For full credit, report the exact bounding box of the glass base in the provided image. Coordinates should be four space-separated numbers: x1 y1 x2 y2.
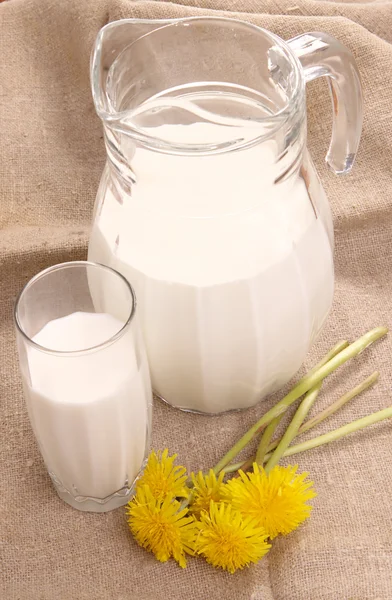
49 472 136 513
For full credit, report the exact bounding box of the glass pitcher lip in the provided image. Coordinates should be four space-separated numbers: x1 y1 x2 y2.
91 16 305 153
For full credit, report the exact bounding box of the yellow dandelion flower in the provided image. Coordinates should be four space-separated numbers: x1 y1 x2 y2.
223 463 316 539
136 449 189 501
195 501 271 574
190 470 226 517
127 485 197 568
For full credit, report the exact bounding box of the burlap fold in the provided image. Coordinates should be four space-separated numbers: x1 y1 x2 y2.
1 0 392 598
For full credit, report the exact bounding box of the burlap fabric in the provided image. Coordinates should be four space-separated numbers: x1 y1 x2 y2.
1 0 392 598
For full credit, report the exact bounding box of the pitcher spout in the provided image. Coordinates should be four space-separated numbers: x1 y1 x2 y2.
91 18 178 122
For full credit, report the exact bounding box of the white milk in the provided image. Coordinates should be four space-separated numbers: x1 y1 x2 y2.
89 122 334 413
23 312 151 510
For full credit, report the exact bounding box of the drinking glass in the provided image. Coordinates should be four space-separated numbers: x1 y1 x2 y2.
14 261 152 512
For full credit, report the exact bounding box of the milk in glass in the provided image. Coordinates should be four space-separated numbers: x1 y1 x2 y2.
23 311 151 508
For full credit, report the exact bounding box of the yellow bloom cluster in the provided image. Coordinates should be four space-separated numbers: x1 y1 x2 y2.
127 449 315 573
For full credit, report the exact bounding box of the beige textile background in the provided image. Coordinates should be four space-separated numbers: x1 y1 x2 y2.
1 0 392 598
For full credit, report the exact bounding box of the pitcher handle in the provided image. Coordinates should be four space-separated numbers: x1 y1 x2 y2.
287 33 363 174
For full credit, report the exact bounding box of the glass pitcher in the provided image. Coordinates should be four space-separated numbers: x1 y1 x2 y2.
89 17 362 414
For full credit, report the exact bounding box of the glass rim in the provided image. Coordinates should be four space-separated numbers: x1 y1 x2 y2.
91 16 304 153
14 260 137 356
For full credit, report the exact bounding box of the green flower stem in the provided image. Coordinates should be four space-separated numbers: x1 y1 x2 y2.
179 493 193 511
255 417 281 466
264 383 321 473
212 327 387 475
254 341 348 466
306 340 350 375
263 405 392 461
221 371 379 475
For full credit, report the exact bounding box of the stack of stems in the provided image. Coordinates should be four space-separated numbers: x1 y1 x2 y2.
211 327 388 477
223 371 379 475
